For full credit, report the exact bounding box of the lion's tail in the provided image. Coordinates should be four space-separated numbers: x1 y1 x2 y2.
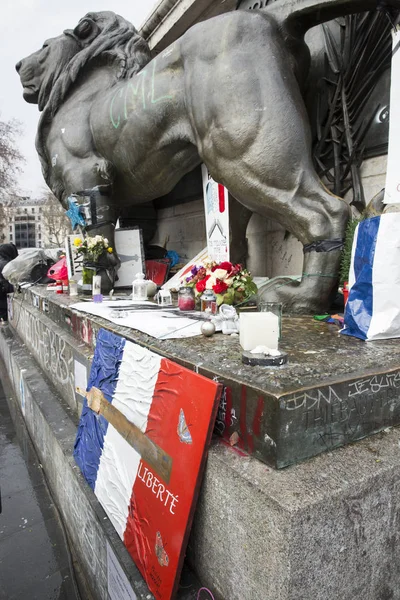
265 0 399 39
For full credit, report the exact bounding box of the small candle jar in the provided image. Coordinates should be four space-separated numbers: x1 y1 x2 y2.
92 275 103 303
201 290 217 315
178 287 195 311
69 279 78 296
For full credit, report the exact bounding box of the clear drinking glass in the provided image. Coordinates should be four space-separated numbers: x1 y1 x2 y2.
258 302 282 340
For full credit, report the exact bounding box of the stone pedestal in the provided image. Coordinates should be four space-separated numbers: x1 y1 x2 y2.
11 287 400 468
2 286 400 600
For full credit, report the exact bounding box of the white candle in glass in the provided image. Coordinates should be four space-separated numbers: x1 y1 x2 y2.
239 312 279 351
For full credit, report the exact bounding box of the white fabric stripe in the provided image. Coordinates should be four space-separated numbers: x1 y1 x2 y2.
94 424 142 539
348 222 359 292
94 342 162 538
368 214 400 340
112 341 162 430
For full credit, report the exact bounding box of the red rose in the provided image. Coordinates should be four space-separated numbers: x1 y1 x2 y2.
196 276 209 293
230 263 242 276
213 279 229 295
219 261 233 272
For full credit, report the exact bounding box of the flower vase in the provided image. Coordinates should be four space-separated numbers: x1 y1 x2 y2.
82 266 95 296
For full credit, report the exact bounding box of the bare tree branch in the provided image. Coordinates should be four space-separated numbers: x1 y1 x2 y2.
0 115 25 193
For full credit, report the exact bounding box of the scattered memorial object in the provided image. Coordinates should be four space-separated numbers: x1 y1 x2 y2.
200 290 218 315
239 312 280 352
258 302 282 339
74 235 115 295
178 287 196 311
146 279 158 299
145 258 171 287
219 304 240 335
182 261 257 307
201 165 230 263
92 275 102 303
69 279 78 296
113 227 144 289
2 248 59 287
156 289 173 307
242 348 288 367
74 329 222 600
131 272 147 301
200 321 216 337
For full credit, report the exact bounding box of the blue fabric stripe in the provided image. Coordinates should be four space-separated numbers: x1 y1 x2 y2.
342 217 380 340
74 329 126 490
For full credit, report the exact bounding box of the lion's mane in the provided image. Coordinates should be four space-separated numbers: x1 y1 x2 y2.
36 11 152 198
46 12 151 118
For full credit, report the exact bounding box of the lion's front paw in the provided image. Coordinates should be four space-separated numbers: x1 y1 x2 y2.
257 277 322 314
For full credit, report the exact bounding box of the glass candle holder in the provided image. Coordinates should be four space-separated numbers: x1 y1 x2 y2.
92 275 102 303
258 302 282 340
178 287 196 311
201 290 217 315
132 272 147 301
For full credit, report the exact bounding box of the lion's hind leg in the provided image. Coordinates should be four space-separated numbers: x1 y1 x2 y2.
215 166 350 313
257 177 350 313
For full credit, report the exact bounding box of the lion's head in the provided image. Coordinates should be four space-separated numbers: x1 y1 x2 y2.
16 11 151 116
16 34 80 111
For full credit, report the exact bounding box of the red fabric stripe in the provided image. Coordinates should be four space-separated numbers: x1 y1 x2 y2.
124 357 220 600
218 184 226 213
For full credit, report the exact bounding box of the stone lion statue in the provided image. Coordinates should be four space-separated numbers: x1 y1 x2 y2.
16 1 399 311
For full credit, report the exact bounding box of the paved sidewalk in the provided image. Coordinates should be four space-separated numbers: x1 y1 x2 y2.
0 374 81 599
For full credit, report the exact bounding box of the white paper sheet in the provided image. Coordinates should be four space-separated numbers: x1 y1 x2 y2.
70 300 203 339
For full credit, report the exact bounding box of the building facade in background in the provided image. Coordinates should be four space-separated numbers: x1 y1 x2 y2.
0 194 72 249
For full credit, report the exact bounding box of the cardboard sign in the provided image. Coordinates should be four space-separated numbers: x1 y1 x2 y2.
114 227 144 288
74 329 222 600
162 248 210 291
65 234 84 280
201 165 230 262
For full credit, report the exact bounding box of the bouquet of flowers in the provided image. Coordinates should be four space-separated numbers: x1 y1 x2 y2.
73 235 113 263
183 261 258 306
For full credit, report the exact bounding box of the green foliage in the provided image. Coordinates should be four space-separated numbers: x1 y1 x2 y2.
339 218 361 285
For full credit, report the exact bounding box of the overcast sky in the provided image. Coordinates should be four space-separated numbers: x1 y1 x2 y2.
0 0 158 197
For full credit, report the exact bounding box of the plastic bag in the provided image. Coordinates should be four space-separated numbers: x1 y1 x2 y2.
2 248 60 286
341 214 400 341
47 256 68 281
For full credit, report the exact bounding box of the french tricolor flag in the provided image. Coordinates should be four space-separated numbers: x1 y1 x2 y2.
74 329 221 600
341 214 400 341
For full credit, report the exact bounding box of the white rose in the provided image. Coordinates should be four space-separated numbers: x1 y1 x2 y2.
212 269 228 280
206 275 218 290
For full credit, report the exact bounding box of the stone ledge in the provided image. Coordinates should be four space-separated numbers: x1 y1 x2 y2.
9 288 400 469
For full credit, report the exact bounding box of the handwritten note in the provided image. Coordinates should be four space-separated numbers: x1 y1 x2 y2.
107 542 137 600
